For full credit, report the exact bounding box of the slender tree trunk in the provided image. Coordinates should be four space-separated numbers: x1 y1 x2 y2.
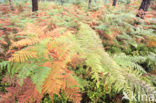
136 0 152 18
88 0 92 9
61 0 64 5
9 0 14 11
58 0 63 5
112 0 117 6
139 0 151 11
32 0 38 12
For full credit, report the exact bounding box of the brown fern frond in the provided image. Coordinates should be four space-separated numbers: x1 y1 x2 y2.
69 54 86 68
17 81 42 103
62 69 81 103
64 87 81 103
0 78 41 103
0 87 16 103
1 74 17 85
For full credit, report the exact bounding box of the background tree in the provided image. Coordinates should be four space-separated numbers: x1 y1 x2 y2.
9 0 14 10
112 0 117 6
136 0 152 18
32 0 38 12
88 0 92 9
58 0 64 5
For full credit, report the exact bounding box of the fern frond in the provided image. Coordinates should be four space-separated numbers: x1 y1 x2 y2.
113 53 146 73
17 63 40 85
76 23 156 101
76 22 127 91
42 60 81 103
62 69 81 103
31 67 51 92
9 50 37 62
41 31 82 102
0 78 42 103
17 23 45 37
125 71 156 96
42 61 66 99
0 61 9 71
11 38 40 48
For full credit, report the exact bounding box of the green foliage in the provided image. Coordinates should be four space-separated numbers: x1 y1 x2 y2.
96 7 156 74
113 53 146 73
0 62 51 91
41 94 52 103
31 67 51 92
71 23 155 102
77 23 126 91
53 93 72 103
57 0 88 5
41 93 73 103
142 52 156 72
89 0 102 10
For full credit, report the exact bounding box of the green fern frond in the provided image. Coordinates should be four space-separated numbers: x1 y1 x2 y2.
113 53 146 73
17 63 39 85
0 61 9 71
31 67 51 92
76 22 127 91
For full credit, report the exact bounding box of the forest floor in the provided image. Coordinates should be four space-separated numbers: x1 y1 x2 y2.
0 1 156 103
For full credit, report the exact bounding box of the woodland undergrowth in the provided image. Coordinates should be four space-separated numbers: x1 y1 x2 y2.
0 1 156 103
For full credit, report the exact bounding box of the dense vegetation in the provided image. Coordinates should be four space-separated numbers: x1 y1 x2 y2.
0 0 156 103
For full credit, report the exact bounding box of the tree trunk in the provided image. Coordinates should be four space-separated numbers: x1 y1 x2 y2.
112 0 117 6
88 0 92 9
58 0 64 5
9 0 14 11
136 0 152 18
32 0 38 12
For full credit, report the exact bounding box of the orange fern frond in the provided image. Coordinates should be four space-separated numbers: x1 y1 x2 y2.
147 40 156 47
42 61 81 103
17 23 45 37
9 50 37 62
11 38 40 48
42 61 65 99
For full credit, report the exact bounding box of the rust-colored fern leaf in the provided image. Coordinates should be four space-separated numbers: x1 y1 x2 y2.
62 69 81 103
0 78 41 103
0 87 16 103
146 36 156 47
